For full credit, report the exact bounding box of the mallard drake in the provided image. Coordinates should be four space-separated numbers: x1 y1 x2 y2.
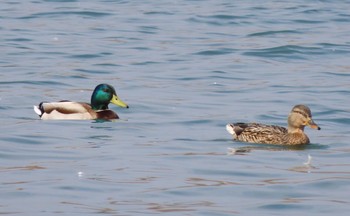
34 84 129 120
226 104 320 145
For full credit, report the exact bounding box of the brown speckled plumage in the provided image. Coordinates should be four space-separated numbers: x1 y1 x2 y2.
226 105 321 145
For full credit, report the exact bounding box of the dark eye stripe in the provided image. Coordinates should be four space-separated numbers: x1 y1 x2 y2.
293 110 309 118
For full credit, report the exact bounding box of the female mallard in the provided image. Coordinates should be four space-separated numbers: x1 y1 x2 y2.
226 104 321 145
34 84 129 120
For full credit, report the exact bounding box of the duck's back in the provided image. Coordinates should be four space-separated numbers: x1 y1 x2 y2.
227 123 288 144
34 101 97 120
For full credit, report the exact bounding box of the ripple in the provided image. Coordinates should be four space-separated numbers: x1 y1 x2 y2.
247 30 301 37
69 54 104 59
18 11 112 19
0 80 67 86
293 19 326 24
188 14 249 26
194 48 234 56
144 11 174 16
131 61 160 65
74 68 111 75
5 38 32 42
243 45 328 59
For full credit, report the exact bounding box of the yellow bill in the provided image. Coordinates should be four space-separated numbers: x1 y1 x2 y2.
110 94 129 108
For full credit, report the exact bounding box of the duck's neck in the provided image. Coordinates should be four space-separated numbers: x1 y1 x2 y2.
287 126 305 134
91 102 108 110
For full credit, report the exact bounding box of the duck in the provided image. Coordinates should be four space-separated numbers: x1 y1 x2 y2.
34 84 129 120
226 104 320 145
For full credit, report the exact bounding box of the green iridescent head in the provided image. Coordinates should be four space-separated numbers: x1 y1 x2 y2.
91 84 129 110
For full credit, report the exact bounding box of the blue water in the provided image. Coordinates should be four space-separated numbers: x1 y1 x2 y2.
1 0 350 215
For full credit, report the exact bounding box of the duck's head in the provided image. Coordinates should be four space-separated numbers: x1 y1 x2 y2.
91 84 129 110
288 104 320 132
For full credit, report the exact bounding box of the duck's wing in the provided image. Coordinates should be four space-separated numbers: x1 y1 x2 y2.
227 123 288 144
34 101 96 120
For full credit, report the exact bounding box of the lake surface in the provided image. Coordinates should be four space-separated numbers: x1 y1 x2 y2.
1 0 350 215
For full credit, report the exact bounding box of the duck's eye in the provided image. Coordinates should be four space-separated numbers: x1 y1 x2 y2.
103 88 110 93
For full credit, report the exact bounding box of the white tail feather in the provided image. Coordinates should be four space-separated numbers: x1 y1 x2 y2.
33 105 42 116
226 124 236 136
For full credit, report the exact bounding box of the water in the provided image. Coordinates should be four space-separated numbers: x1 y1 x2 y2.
1 0 350 215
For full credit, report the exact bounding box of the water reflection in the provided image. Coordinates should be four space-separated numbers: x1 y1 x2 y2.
227 143 328 155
